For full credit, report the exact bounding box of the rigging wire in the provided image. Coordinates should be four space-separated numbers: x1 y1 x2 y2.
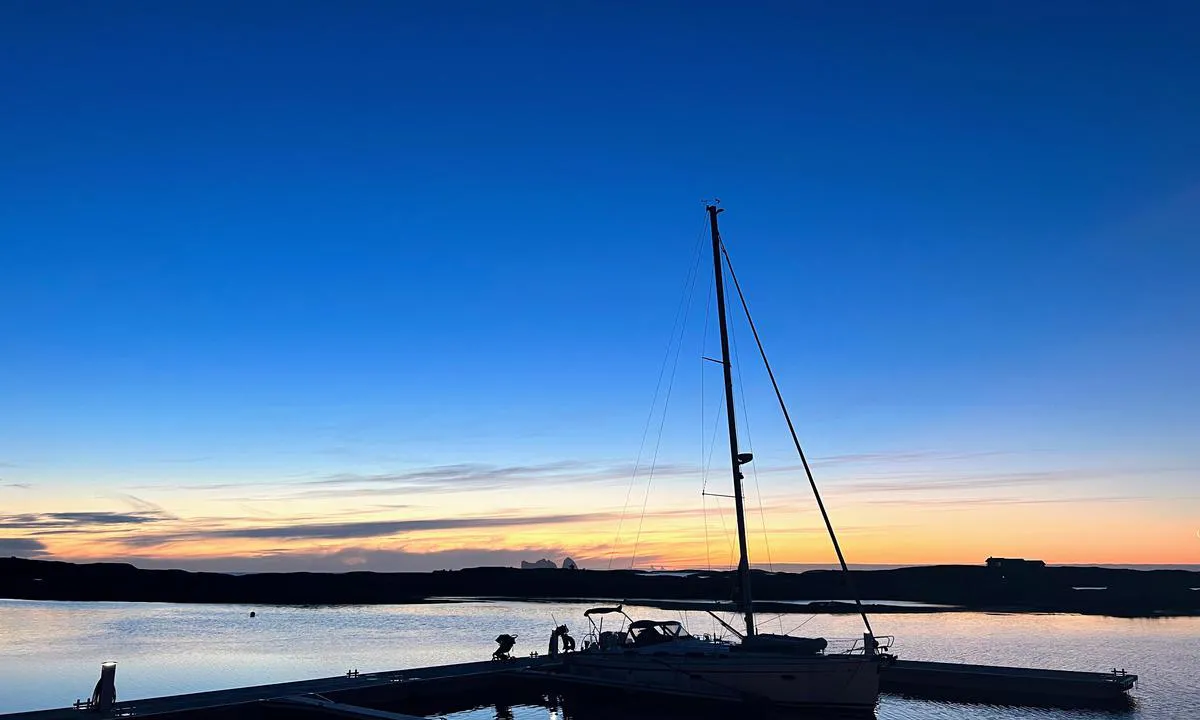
701 398 735 568
699 259 734 569
700 265 714 572
720 241 875 637
607 219 708 569
699 388 724 494
755 612 785 627
629 231 707 568
725 241 782 633
786 614 819 636
728 289 776 575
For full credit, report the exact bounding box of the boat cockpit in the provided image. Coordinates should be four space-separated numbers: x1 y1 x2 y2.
627 620 691 647
581 605 709 652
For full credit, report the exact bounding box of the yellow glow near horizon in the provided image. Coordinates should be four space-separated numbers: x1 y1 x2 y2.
4 449 1197 570
10 485 1196 568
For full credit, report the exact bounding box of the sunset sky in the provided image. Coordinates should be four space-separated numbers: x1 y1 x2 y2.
1 3 1198 571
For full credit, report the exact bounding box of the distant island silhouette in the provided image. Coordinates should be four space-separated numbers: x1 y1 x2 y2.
2 557 1197 617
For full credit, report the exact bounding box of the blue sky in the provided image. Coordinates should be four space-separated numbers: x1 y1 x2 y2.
0 2 1197 569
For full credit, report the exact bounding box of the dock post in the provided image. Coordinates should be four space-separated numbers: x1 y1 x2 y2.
91 661 117 711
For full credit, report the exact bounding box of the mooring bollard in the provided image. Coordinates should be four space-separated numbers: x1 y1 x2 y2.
90 661 117 711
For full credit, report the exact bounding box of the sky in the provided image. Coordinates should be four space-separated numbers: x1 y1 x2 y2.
1 2 1198 572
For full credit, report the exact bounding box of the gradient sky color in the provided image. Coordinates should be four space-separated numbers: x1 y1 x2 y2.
1 2 1198 571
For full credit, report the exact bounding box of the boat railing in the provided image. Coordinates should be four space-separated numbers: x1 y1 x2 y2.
837 634 895 655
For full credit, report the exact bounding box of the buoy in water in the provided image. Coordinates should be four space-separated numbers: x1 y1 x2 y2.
250 611 256 618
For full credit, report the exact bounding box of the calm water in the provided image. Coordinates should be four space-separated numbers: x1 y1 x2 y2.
0 599 1196 718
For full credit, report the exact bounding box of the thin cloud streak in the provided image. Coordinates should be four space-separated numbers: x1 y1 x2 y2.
859 495 1153 507
147 452 1063 498
305 461 697 491
809 450 1014 467
110 493 179 519
102 506 741 549
0 511 172 530
65 546 652 573
166 460 696 495
116 510 623 547
307 461 584 487
266 486 433 502
826 467 1188 495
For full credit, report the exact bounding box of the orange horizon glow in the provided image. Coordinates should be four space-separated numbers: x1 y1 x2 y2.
11 492 1198 570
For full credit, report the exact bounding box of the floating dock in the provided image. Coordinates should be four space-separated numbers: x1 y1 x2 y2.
0 656 1137 720
881 659 1137 708
1 659 550 720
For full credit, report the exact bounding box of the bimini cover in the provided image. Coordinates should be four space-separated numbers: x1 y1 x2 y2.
584 605 624 616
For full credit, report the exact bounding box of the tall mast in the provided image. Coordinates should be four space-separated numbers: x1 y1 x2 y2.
708 204 755 638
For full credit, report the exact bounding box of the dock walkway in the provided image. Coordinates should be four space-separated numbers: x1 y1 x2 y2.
1 655 1137 719
882 659 1137 707
0 659 547 720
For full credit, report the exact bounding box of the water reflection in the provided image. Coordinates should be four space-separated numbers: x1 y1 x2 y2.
401 679 1141 720
0 600 1191 718
442 693 1142 720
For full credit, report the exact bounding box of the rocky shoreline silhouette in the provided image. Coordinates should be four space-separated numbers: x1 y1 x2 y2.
2 557 1197 617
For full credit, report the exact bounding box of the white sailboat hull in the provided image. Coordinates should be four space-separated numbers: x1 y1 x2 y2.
559 650 882 712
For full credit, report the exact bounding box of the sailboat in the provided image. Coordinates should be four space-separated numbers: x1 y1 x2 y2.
551 205 893 713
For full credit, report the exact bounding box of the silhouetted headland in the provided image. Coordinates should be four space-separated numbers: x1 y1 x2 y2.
2 557 1197 617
